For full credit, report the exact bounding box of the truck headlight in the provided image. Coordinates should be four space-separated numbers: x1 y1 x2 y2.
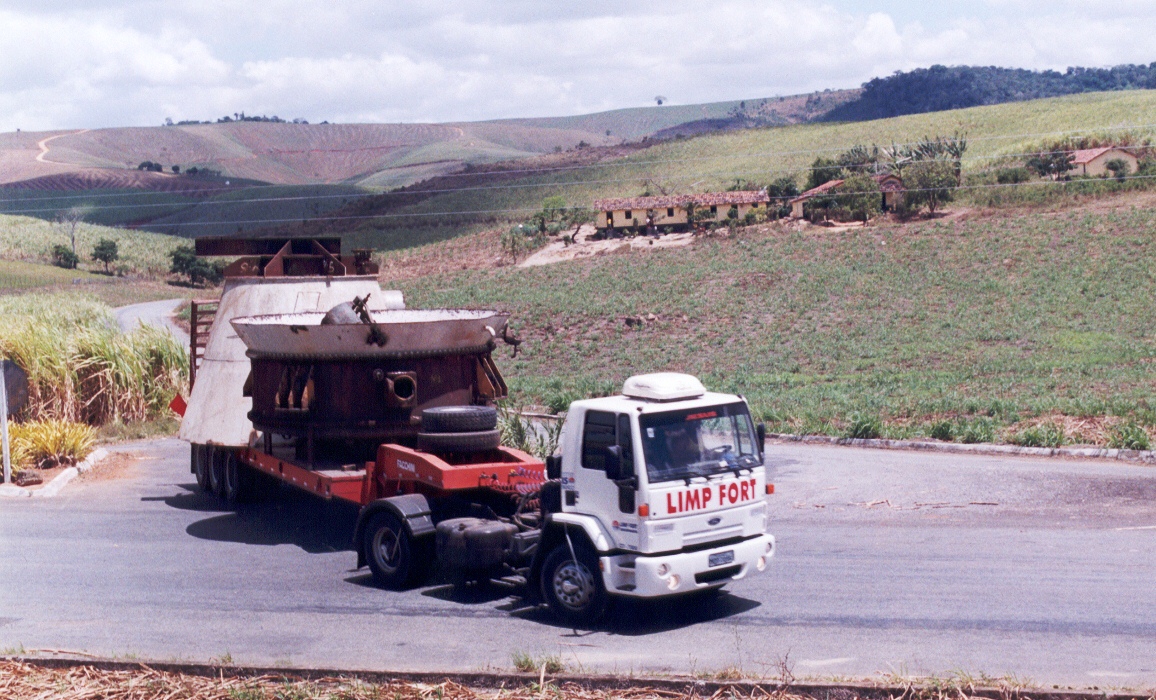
667 574 681 590
657 563 670 577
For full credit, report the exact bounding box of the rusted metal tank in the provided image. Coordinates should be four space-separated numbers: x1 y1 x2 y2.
178 237 404 448
232 308 511 464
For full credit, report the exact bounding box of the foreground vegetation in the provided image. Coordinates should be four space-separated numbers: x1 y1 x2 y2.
0 293 187 470
393 202 1156 446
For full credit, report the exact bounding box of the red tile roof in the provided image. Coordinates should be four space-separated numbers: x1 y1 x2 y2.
1070 146 1133 164
593 190 769 211
788 174 904 203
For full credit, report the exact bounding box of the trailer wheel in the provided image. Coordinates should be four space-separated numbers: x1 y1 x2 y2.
363 512 431 589
222 452 251 503
192 444 211 492
420 406 498 433
416 429 501 453
208 448 227 497
541 542 606 626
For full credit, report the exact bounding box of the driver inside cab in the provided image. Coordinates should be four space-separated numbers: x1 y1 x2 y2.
664 424 702 470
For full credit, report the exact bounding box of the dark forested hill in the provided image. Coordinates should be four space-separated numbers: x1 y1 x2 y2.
822 63 1156 122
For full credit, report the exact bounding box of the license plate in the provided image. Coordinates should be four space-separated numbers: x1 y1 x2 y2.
708 550 735 567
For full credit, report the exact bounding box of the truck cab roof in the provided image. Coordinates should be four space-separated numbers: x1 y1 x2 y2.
568 373 747 416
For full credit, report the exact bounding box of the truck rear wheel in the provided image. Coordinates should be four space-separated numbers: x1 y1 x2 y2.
208 448 227 497
363 511 432 590
222 452 252 503
541 542 606 625
192 444 210 492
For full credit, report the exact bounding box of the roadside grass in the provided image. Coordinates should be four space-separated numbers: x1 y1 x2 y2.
511 651 564 674
394 204 1156 445
0 258 102 289
0 214 185 276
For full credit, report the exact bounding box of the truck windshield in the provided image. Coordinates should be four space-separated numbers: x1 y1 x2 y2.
640 403 761 484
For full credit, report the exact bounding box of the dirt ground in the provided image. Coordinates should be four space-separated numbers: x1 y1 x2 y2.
519 225 695 267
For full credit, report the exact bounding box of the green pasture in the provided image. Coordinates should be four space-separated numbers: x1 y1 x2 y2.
0 214 184 276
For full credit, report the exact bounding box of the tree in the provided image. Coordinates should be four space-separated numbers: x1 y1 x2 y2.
171 165 180 174
766 176 800 218
51 244 78 269
837 144 878 174
54 206 90 255
1026 150 1075 180
838 174 882 223
91 238 118 274
170 245 225 286
805 157 843 191
905 160 957 214
1105 158 1130 182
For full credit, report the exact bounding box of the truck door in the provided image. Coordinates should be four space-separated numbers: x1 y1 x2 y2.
572 410 639 549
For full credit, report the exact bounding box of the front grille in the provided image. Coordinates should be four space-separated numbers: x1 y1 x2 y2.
694 564 741 584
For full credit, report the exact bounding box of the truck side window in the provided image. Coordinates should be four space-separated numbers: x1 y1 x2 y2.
616 413 634 475
581 411 617 470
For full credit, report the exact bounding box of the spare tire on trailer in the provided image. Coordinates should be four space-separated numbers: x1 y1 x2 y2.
420 406 498 433
416 429 501 453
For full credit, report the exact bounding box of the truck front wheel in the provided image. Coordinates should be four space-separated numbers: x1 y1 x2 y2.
363 512 432 590
541 543 607 625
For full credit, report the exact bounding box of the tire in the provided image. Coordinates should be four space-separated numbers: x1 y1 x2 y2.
540 541 607 626
421 406 498 433
208 447 226 497
192 444 210 492
362 511 433 589
222 452 251 503
416 429 501 453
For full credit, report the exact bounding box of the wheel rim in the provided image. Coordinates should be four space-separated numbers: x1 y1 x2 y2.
372 525 402 574
552 560 595 611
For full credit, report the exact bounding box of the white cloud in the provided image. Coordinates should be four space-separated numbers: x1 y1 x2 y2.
3 1 1156 131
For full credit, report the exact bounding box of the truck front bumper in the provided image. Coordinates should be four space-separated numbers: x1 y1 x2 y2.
600 533 775 597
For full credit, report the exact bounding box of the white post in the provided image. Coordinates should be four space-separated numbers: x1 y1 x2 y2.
1 365 9 484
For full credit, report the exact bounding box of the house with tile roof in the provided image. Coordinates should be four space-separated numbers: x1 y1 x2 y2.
1068 147 1137 177
788 173 904 219
593 190 770 231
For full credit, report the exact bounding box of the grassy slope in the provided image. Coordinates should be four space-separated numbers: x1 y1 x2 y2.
389 203 1156 443
0 214 185 275
353 90 1156 247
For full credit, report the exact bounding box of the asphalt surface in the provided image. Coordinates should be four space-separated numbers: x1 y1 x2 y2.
2 439 1155 685
113 298 189 346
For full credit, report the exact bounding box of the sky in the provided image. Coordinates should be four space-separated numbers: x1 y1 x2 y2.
3 1 1156 132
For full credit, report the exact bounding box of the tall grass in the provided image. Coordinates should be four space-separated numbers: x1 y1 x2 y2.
0 214 184 276
0 293 188 424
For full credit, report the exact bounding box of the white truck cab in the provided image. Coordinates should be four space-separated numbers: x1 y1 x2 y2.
539 373 775 621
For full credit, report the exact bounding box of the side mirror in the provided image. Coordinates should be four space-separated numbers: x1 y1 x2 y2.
545 454 562 479
756 423 766 456
604 445 623 480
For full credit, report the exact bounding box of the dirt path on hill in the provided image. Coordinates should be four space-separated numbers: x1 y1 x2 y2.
35 129 89 165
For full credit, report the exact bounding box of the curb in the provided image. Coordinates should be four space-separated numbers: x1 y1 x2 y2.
768 433 1156 465
5 656 1153 700
0 447 109 499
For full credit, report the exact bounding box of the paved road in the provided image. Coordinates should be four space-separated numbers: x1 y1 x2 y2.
114 298 189 346
2 439 1155 685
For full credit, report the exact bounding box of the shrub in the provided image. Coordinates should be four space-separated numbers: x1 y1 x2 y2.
1107 422 1151 450
929 420 954 441
844 413 882 440
170 245 225 286
905 160 957 213
957 417 995 444
996 167 1032 184
838 173 883 223
1105 158 1129 182
51 244 78 270
1010 422 1065 448
500 224 545 263
8 419 97 469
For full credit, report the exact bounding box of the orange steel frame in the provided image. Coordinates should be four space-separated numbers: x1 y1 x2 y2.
237 444 545 506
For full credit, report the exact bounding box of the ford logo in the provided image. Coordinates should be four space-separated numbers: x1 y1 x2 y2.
707 517 722 526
